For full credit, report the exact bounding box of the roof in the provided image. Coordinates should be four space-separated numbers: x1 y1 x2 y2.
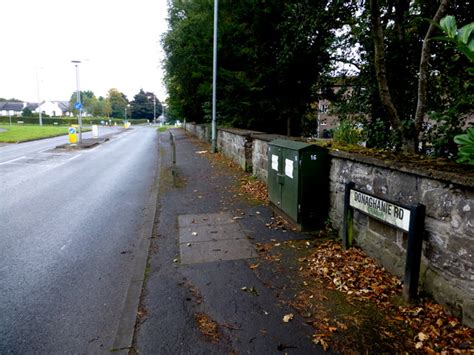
25 103 39 110
53 101 71 111
0 101 24 111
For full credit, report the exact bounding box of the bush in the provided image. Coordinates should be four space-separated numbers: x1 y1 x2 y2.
333 120 365 145
454 127 474 165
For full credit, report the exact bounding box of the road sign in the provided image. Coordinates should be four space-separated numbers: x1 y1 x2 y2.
74 102 82 110
68 127 77 144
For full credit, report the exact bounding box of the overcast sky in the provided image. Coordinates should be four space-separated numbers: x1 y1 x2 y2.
0 0 169 103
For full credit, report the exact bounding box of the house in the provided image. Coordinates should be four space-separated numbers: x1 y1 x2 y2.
35 101 72 117
0 101 25 116
0 100 73 117
316 80 356 138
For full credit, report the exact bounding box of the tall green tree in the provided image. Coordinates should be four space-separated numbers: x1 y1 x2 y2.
107 88 129 119
130 89 162 119
163 0 353 135
91 96 112 117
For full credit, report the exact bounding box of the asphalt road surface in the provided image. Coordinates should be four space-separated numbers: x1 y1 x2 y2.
0 126 159 353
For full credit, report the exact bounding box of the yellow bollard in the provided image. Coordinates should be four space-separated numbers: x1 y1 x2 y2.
68 127 77 144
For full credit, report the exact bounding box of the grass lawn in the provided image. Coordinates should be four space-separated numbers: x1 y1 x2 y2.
0 125 70 143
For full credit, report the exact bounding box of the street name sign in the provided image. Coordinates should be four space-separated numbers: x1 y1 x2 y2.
349 190 411 232
342 181 425 302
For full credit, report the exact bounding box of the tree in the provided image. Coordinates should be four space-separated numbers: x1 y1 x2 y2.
163 0 352 135
22 107 32 117
69 90 98 116
107 88 129 119
327 0 472 156
92 96 112 117
130 89 162 119
369 0 450 152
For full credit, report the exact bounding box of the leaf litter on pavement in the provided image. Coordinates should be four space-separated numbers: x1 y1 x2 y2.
256 238 474 353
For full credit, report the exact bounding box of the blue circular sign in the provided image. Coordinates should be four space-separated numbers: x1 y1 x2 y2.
68 127 76 134
74 102 82 110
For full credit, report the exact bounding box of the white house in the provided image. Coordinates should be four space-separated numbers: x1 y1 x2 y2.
0 101 25 116
35 101 72 117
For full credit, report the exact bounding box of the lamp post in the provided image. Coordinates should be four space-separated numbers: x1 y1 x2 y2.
211 0 218 153
36 67 43 126
71 60 82 143
153 95 156 124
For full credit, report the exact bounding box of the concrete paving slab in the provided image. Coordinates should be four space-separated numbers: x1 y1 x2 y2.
178 212 235 228
179 222 244 243
179 238 257 264
179 212 257 264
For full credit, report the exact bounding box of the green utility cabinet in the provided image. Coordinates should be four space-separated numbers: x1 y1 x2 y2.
267 139 329 230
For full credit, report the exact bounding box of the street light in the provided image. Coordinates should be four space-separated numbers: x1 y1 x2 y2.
211 0 218 153
153 95 156 124
125 104 130 121
36 67 43 126
71 60 82 143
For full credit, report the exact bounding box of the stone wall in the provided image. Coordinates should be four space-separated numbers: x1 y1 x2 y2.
184 123 474 327
185 122 211 142
251 134 291 181
328 150 474 327
217 128 260 172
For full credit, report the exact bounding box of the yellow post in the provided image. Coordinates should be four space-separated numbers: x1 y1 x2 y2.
68 127 77 144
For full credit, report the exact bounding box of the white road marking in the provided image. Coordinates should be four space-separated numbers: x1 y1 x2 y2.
66 154 82 161
0 156 26 165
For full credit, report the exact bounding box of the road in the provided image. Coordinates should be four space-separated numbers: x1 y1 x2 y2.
0 126 159 353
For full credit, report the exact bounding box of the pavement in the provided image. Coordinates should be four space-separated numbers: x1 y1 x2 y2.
131 128 325 354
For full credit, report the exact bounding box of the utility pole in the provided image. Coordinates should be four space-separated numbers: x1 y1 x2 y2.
36 68 43 126
71 60 82 143
211 0 218 153
153 95 156 123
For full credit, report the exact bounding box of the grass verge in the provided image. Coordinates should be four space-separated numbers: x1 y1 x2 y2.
0 125 69 143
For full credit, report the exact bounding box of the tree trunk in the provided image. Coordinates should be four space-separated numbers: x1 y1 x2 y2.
414 0 450 151
369 0 406 149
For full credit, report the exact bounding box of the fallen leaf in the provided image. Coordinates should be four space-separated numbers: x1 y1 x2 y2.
417 332 429 341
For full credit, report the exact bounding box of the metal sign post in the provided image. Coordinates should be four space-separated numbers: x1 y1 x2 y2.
343 181 425 301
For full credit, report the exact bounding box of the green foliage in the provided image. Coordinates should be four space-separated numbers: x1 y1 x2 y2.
163 0 352 135
130 90 162 119
69 90 97 115
438 16 474 64
107 89 129 119
425 15 474 161
328 2 473 157
333 120 365 145
454 127 474 165
22 107 32 117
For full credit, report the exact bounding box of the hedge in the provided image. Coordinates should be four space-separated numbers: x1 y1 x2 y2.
0 116 149 126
